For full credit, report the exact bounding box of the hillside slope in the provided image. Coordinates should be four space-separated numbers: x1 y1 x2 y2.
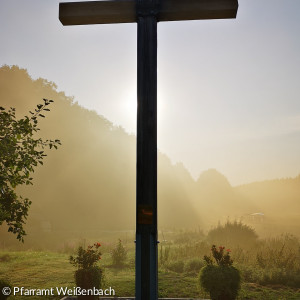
0 65 200 237
1 65 299 246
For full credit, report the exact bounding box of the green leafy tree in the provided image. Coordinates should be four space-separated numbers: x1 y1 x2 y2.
0 99 61 241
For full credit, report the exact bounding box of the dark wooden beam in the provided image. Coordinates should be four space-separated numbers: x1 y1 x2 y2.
59 0 135 25
59 0 238 25
160 0 238 22
135 7 158 299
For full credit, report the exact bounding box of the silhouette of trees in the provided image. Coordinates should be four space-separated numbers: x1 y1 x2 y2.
207 221 258 248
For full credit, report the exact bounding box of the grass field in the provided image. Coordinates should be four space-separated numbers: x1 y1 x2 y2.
1 226 300 299
1 250 300 300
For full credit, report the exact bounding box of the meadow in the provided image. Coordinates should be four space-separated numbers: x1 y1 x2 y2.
1 222 300 300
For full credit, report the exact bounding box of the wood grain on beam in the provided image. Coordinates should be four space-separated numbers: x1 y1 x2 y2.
160 0 238 22
59 0 238 25
59 1 135 25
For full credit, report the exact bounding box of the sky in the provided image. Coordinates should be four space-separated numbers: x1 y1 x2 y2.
1 0 300 186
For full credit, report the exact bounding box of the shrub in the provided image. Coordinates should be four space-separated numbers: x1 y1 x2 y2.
111 239 127 267
207 221 258 248
205 245 233 267
75 267 103 293
199 245 241 300
70 242 102 269
200 265 240 300
69 242 103 300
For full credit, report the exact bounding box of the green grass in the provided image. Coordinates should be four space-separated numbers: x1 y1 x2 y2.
0 251 73 299
1 229 300 299
1 250 300 299
238 283 300 300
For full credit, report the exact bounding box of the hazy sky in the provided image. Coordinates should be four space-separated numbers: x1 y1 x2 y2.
1 0 300 185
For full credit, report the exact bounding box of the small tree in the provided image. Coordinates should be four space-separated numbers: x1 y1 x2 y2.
0 99 61 241
111 239 127 267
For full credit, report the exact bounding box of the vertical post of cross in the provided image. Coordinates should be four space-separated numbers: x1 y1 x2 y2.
136 0 159 299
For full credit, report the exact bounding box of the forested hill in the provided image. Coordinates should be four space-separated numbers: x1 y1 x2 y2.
0 65 200 233
1 65 299 243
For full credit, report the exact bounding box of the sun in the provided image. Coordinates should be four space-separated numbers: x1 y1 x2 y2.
124 96 137 116
121 92 137 133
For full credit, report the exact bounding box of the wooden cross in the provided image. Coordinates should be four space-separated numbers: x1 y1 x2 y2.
59 1 238 299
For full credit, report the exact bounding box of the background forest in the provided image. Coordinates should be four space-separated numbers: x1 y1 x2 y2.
0 65 300 249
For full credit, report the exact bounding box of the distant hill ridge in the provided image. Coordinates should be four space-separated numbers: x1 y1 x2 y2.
1 65 299 240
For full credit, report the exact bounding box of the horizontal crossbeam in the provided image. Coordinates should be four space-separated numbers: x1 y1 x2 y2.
59 0 238 25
